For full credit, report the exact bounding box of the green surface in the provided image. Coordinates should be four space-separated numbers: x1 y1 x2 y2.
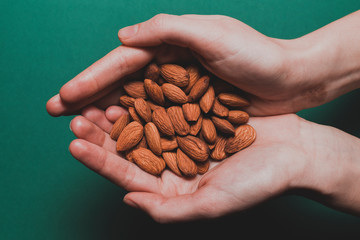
1 0 360 239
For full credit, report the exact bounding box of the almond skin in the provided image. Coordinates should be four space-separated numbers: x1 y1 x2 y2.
201 118 217 144
152 108 175 136
134 98 152 123
161 83 188 104
227 110 249 125
128 107 144 125
160 136 178 151
116 121 144 151
177 149 198 177
176 135 209 162
211 116 235 135
123 80 147 99
188 75 210 102
144 63 160 82
189 115 203 136
110 113 130 140
225 124 256 153
196 160 210 175
167 106 190 136
144 122 162 155
160 64 189 87
199 85 215 113
211 136 228 161
119 95 135 108
212 98 229 117
144 79 165 106
184 65 201 94
132 148 166 175
162 152 182 176
182 103 201 122
218 93 250 108
147 100 164 111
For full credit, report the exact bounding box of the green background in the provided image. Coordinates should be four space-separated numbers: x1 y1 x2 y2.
1 0 360 239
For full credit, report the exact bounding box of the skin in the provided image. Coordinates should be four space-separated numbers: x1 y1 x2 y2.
46 12 360 221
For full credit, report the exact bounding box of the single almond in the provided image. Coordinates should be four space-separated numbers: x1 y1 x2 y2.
212 98 229 117
162 152 182 176
161 83 188 104
199 85 215 113
201 118 217 144
160 64 189 87
110 113 130 140
144 79 165 105
182 103 201 122
132 148 166 175
116 121 144 151
188 75 210 102
176 135 209 162
160 136 178 151
144 63 160 82
152 108 175 136
123 80 147 99
189 115 203 136
144 122 162 155
176 149 197 177
125 149 135 162
184 65 201 94
119 95 135 108
167 106 190 136
134 98 152 122
124 136 148 162
211 136 228 161
196 160 210 175
225 124 256 153
227 110 249 125
211 116 235 135
218 93 250 108
128 107 144 125
147 100 164 111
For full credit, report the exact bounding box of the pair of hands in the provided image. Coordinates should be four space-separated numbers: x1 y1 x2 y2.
47 13 360 222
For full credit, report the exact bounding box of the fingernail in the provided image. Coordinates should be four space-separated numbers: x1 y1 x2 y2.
69 120 73 132
123 197 139 209
118 24 139 40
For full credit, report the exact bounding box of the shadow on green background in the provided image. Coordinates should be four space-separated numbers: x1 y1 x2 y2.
1 0 359 239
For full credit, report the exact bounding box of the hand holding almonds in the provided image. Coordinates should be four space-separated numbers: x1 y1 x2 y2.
111 63 256 177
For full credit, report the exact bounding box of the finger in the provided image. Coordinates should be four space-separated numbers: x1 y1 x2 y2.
105 105 128 123
69 139 160 193
70 116 117 154
59 45 155 103
81 106 113 133
92 86 123 110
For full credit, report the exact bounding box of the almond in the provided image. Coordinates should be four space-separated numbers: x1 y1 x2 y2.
116 121 144 151
132 148 166 175
176 135 209 162
199 85 215 113
184 65 201 94
162 152 182 176
119 95 135 108
196 160 210 175
128 107 144 125
134 98 152 122
188 75 210 102
225 124 256 153
182 103 201 122
144 79 165 105
167 106 190 136
110 113 130 140
144 122 162 155
211 116 235 135
160 64 189 87
144 63 160 82
227 110 249 125
147 100 164 111
212 98 229 117
160 136 178 151
201 118 217 144
161 83 188 104
218 93 250 108
211 136 228 161
176 149 197 177
189 115 203 136
152 108 175 136
123 80 147 99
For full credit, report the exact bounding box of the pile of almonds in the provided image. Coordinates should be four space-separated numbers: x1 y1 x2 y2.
110 63 256 177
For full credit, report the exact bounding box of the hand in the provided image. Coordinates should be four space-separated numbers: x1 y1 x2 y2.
68 106 360 222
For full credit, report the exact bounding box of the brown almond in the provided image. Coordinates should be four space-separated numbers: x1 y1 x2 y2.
160 64 189 87
182 103 201 122
144 63 160 82
134 98 152 123
152 108 175 136
184 65 201 94
160 136 178 152
176 149 197 177
218 93 250 108
123 80 147 99
128 107 144 125
227 110 249 125
132 148 166 175
144 79 165 105
211 136 228 161
199 85 215 113
119 95 135 108
116 121 144 151
225 124 256 153
147 100 164 111
109 113 130 140
196 160 210 175
144 122 162 155
161 83 188 104
162 152 182 176
212 98 229 117
211 116 235 135
201 118 217 144
188 75 210 102
176 135 209 162
167 106 190 136
189 115 203 136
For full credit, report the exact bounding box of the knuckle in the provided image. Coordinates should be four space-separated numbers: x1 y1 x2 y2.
151 13 171 28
